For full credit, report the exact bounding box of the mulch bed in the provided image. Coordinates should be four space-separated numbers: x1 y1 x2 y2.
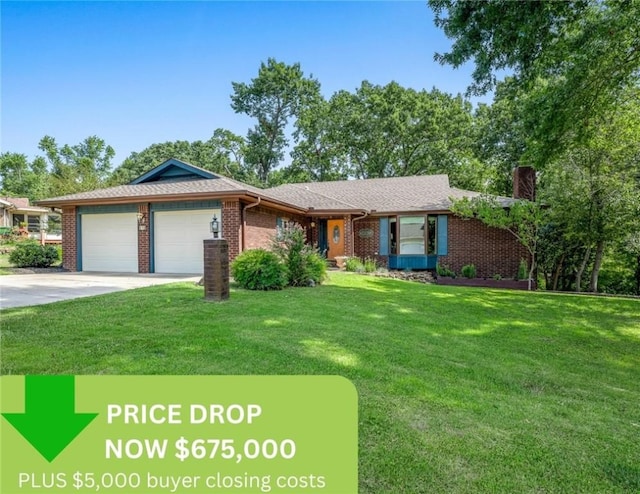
3 266 67 275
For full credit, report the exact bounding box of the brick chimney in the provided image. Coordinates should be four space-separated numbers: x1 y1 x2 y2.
513 166 536 201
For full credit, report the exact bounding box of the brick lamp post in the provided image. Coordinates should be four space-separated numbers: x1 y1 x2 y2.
203 214 230 301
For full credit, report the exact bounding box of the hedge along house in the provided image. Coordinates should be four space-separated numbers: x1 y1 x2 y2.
38 158 531 277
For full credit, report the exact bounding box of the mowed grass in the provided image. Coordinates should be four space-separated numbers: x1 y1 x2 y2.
2 273 639 493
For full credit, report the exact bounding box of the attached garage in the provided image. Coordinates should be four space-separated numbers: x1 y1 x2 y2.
81 213 138 272
153 209 220 274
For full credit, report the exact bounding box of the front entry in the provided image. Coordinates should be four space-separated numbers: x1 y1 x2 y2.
327 219 345 259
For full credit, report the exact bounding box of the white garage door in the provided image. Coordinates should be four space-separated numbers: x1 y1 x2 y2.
81 213 138 272
154 209 218 274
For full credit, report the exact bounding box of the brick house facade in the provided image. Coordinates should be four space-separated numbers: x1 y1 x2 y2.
40 159 531 277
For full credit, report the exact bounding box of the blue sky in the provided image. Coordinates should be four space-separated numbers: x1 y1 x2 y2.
2 1 481 165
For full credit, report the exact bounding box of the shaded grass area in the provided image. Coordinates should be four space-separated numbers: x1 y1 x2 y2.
2 273 639 493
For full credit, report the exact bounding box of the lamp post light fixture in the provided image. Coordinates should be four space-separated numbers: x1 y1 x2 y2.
137 212 147 231
210 214 220 239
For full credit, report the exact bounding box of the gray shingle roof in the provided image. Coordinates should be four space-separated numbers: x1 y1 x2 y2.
37 175 297 209
38 172 514 213
268 175 514 213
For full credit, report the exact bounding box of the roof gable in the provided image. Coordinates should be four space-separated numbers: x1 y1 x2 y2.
130 158 219 184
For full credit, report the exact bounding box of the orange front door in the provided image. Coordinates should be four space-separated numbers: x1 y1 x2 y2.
327 220 345 259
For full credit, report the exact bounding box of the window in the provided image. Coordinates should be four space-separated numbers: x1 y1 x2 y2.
427 216 437 255
47 214 62 234
276 217 290 231
27 215 41 233
12 214 25 227
389 218 397 254
13 214 42 232
399 216 425 254
390 215 438 255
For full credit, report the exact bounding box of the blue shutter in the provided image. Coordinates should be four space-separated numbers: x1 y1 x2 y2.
437 215 448 256
379 217 389 255
276 217 283 229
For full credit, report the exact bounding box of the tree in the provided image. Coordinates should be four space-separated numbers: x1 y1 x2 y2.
39 135 115 196
473 79 530 196
452 196 544 290
286 95 349 183
320 81 489 188
539 94 640 293
429 0 640 165
0 153 49 200
230 58 321 184
108 129 252 186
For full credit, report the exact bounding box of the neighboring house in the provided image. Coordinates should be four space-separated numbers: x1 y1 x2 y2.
37 158 531 276
0 196 62 243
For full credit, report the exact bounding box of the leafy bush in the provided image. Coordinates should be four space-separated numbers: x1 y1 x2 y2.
516 259 529 281
461 264 477 279
436 263 455 278
304 251 328 285
363 257 377 273
271 223 326 286
9 241 59 268
493 273 503 281
598 250 637 295
231 249 287 290
345 257 365 272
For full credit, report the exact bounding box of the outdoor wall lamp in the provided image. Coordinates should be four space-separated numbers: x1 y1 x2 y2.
210 214 220 239
137 212 147 231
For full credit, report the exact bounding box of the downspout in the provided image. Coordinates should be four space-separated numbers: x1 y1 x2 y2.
241 196 261 252
351 211 369 257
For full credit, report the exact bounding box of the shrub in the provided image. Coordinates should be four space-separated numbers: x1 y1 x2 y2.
345 257 364 272
363 257 377 273
271 223 327 286
304 251 328 285
516 259 529 281
9 241 59 268
231 249 287 290
436 263 455 278
461 264 477 279
493 273 503 281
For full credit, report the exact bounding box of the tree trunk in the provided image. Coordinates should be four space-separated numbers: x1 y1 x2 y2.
589 240 605 293
575 247 591 293
527 253 536 291
552 254 565 291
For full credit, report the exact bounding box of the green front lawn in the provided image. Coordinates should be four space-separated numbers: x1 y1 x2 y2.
2 273 639 493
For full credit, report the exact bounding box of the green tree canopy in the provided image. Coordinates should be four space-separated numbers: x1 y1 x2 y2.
311 81 489 189
430 0 640 164
0 153 49 201
231 58 321 185
108 129 251 186
39 135 115 197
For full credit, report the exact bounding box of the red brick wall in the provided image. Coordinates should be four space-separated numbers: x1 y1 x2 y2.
61 206 77 271
353 218 388 268
353 219 380 257
513 166 536 201
222 200 242 261
245 206 309 250
439 216 529 278
137 204 150 273
245 206 277 250
310 221 319 247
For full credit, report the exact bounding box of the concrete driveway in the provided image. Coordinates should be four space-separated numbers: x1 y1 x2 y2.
0 272 200 309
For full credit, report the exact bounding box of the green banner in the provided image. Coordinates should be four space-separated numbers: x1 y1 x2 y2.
0 376 357 494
